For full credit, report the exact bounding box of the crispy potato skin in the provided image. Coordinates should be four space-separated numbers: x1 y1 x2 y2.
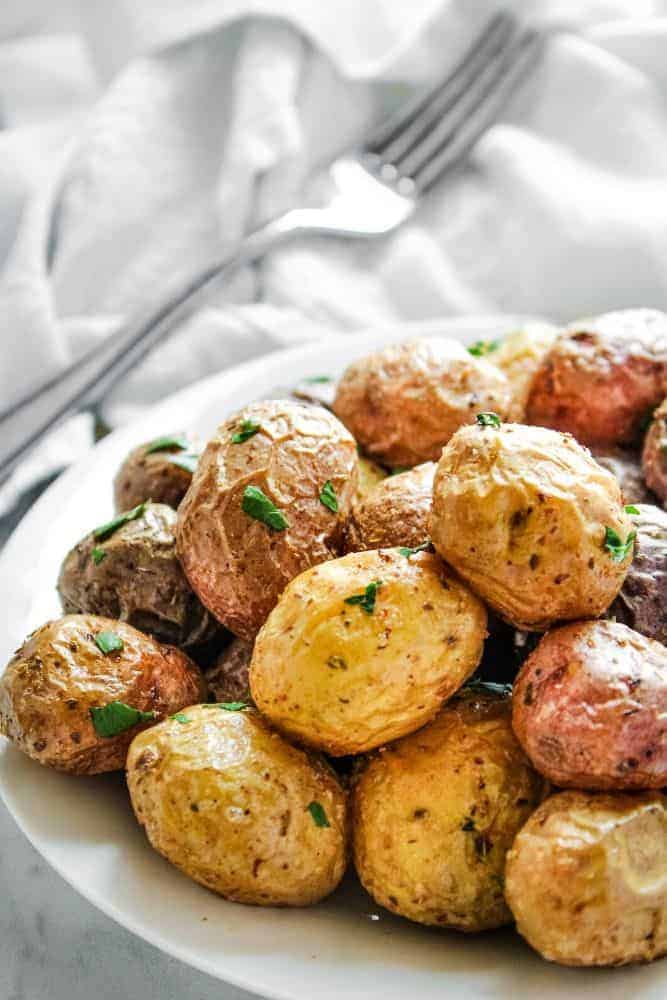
513 621 667 790
608 504 667 644
526 309 667 447
352 692 545 931
250 549 486 755
333 338 513 468
57 502 217 647
642 397 667 504
592 447 657 506
127 705 348 906
205 638 253 704
113 435 198 512
345 463 435 552
492 323 559 420
505 790 667 966
430 423 633 630
176 400 358 642
0 615 205 774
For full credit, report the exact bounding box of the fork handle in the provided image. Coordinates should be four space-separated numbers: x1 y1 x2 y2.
0 212 307 485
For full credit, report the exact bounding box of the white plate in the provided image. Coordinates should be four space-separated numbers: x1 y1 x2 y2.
1 315 665 1000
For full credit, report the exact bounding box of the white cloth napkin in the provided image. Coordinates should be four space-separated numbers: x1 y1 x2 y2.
2 0 667 514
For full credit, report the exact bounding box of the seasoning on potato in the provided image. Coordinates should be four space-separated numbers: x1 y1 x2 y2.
352 689 544 932
332 337 513 468
490 322 560 420
512 620 667 790
176 400 358 642
127 704 348 906
0 615 205 774
250 548 487 755
57 501 218 647
204 637 253 704
641 397 667 504
505 790 667 966
430 421 634 630
113 433 200 512
526 309 667 447
345 462 435 552
607 504 666 644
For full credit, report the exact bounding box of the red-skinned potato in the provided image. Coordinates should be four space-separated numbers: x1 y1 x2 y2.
345 463 434 552
642 397 667 504
607 504 666 644
113 433 200 511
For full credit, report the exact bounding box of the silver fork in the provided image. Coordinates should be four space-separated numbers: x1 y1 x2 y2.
0 11 541 483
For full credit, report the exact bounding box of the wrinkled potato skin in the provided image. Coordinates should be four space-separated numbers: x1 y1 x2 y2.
127 706 348 906
0 615 205 774
57 503 217 647
608 504 667 644
113 435 199 512
505 790 667 966
642 397 667 504
352 692 545 931
250 549 486 755
345 463 435 552
355 456 388 501
205 638 253 704
333 338 513 468
430 423 633 630
177 400 358 642
512 621 667 790
492 323 559 420
526 309 667 447
592 447 657 506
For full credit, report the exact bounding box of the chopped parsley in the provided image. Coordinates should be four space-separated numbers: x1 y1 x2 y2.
145 435 189 455
241 486 288 531
303 375 333 384
397 541 431 558
624 505 640 515
218 701 250 712
307 801 330 828
171 712 191 724
90 701 154 737
91 546 107 566
468 339 500 358
319 480 338 513
93 502 146 541
476 412 501 428
94 630 124 655
603 526 636 563
231 419 261 444
344 580 383 615
168 452 198 474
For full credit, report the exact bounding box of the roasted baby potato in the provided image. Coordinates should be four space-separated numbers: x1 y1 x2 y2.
352 689 544 931
345 463 435 552
608 504 666 644
333 338 513 468
113 433 200 512
592 447 657 506
505 790 667 966
491 322 559 420
355 456 388 500
250 548 486 755
526 309 667 447
57 502 217 647
177 400 358 642
0 614 205 774
127 704 348 906
205 638 252 704
642 397 667 504
430 422 634 630
512 620 667 790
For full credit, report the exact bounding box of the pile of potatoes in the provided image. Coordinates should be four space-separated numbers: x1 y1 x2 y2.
1 309 667 969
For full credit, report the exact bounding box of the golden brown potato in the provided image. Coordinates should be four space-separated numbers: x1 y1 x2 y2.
491 322 560 420
0 615 205 774
608 504 666 644
592 447 657 506
177 400 358 642
512 620 667 790
345 463 435 552
505 790 667 966
352 690 545 931
204 638 252 704
333 338 513 468
57 502 217 647
430 422 634 630
641 397 667 504
127 705 348 906
526 309 667 447
355 456 388 500
113 433 200 512
250 549 486 755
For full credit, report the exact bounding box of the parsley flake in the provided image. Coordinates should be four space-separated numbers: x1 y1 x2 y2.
171 712 191 724
397 541 431 558
344 580 383 615
476 412 501 428
90 701 154 737
231 420 261 444
94 631 124 655
468 339 500 358
145 435 189 455
168 453 198 474
307 801 330 828
624 505 640 515
303 375 332 384
241 486 288 531
93 502 146 541
91 546 107 566
218 701 250 712
319 480 338 513
603 526 637 563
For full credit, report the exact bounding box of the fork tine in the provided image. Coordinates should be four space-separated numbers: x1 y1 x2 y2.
413 29 542 192
364 11 515 159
